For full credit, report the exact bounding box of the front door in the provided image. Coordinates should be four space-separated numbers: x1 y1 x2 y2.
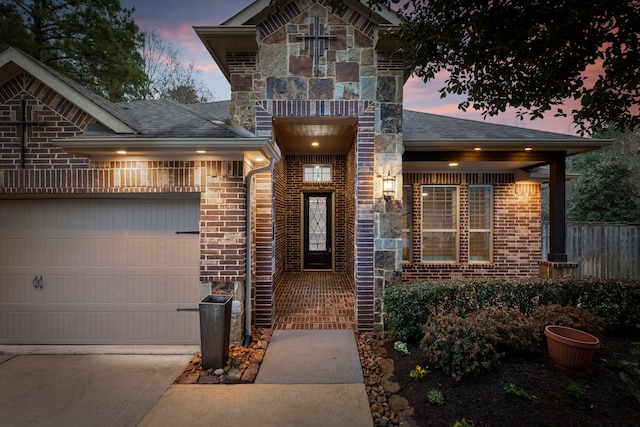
304 192 332 270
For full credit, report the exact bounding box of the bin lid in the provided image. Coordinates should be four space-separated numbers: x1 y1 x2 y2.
200 294 232 304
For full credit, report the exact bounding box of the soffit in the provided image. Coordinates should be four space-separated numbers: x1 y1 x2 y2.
273 116 357 155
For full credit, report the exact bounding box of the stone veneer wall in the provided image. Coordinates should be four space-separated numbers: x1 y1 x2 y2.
227 1 404 330
402 173 542 280
1 74 250 343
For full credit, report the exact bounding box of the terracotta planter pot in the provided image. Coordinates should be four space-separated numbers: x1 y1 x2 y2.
544 325 600 371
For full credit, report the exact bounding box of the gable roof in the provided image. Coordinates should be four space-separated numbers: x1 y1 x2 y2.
0 48 279 162
222 0 400 27
58 98 279 161
0 47 136 134
195 0 401 80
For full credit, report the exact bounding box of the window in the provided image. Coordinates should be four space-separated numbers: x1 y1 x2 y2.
469 185 492 262
304 164 331 182
422 185 458 261
402 185 412 261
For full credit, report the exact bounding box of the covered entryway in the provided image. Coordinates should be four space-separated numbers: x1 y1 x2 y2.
0 196 200 344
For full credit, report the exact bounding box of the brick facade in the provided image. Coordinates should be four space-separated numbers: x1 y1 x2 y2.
1 0 553 339
1 73 253 343
402 173 542 281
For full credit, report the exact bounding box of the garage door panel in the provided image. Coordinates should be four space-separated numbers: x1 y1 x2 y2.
43 275 79 304
127 311 162 341
82 276 116 304
1 312 33 340
165 238 199 266
0 238 34 267
0 197 201 344
127 276 161 304
0 275 34 304
127 238 159 266
44 239 79 267
81 238 116 267
83 312 116 341
166 276 200 303
166 312 199 341
45 312 83 339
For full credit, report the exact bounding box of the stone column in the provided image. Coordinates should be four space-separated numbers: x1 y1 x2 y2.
373 73 404 330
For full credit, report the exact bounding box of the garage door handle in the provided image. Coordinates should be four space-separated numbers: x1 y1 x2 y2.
176 308 199 312
33 275 43 289
175 231 200 235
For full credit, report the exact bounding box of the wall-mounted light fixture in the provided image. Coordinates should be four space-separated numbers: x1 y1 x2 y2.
382 170 396 200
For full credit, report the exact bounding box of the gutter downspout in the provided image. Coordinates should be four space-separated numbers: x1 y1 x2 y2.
242 158 275 347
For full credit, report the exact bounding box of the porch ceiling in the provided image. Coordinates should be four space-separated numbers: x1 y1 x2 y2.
402 136 609 176
273 116 357 155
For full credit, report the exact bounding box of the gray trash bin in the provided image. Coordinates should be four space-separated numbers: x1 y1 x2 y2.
199 294 232 370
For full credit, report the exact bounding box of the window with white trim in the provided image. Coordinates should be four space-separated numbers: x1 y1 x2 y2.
469 185 493 262
421 185 458 261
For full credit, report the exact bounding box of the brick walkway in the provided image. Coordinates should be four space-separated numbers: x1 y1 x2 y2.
274 272 356 330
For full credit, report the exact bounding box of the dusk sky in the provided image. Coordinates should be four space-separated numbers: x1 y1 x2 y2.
120 0 580 135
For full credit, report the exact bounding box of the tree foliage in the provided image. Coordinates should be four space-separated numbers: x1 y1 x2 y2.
138 30 213 103
567 160 639 222
0 0 146 102
333 0 640 135
567 129 640 223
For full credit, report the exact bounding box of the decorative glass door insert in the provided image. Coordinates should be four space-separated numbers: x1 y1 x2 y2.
304 192 332 269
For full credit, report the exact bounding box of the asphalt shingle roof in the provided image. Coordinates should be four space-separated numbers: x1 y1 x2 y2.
81 97 587 143
80 99 245 140
402 109 584 141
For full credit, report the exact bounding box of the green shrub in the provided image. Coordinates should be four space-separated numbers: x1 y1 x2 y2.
471 307 541 352
384 283 436 342
421 312 501 381
384 278 640 341
420 307 539 380
533 304 606 337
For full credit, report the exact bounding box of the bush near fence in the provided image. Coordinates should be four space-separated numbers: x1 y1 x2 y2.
385 278 640 342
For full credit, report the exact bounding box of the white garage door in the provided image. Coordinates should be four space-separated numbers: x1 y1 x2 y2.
0 196 201 344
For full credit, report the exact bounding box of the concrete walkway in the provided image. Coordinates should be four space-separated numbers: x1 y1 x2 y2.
139 330 373 427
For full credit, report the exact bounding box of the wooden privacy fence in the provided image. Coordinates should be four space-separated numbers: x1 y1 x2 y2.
542 222 640 279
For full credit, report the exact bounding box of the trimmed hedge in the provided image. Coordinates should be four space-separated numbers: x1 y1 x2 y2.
384 277 640 342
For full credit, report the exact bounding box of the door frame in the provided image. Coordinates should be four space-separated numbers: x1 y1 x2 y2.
302 191 334 271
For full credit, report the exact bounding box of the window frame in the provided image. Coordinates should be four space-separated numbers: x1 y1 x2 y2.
402 184 412 262
420 185 459 263
468 184 493 263
303 164 332 182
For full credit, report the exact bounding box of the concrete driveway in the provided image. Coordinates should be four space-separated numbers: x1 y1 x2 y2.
0 347 194 427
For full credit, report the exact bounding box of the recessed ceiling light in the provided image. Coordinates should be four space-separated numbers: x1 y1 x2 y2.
255 157 264 162
474 147 482 151
524 147 533 151
449 162 459 167
196 150 206 154
311 141 319 147
116 150 127 155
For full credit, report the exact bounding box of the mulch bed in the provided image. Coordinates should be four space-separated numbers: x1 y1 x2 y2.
384 330 640 427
